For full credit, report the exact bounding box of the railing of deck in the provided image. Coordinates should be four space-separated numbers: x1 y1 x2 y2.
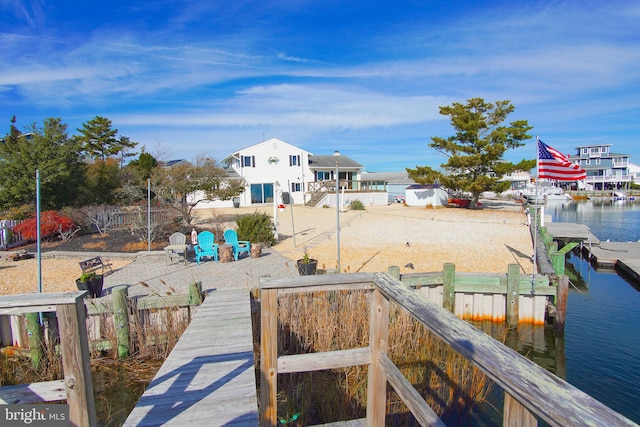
0 292 97 427
259 272 636 427
307 180 387 194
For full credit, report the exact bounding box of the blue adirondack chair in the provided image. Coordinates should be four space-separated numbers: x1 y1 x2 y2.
223 229 251 260
195 231 218 264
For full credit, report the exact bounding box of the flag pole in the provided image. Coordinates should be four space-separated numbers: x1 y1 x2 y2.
532 136 540 294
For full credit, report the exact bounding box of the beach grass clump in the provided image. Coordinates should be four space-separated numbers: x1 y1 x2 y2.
350 199 365 210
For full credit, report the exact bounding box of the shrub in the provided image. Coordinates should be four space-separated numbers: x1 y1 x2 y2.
350 199 365 210
2 204 34 221
236 211 275 245
12 211 76 241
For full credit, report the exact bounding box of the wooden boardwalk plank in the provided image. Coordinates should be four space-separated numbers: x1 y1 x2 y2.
311 419 367 426
124 289 259 426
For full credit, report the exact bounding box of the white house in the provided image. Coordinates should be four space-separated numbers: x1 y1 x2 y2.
192 138 377 209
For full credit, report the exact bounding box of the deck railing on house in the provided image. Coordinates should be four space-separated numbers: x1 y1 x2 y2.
307 180 387 194
259 272 636 426
305 180 387 206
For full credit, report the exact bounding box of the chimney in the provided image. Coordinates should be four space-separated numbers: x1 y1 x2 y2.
333 150 341 156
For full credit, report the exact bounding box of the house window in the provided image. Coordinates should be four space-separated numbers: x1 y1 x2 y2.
289 155 301 166
250 183 273 204
291 182 301 192
316 171 331 180
596 158 601 165
582 148 588 155
241 155 255 167
585 159 591 165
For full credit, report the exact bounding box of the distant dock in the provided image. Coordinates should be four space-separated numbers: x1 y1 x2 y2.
545 222 640 282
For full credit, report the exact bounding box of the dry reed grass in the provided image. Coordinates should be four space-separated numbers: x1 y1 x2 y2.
0 296 191 424
253 289 493 425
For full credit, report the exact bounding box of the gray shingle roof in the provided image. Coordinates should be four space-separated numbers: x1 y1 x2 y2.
308 154 363 169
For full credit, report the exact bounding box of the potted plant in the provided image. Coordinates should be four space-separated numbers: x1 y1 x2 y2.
76 271 104 298
296 250 318 276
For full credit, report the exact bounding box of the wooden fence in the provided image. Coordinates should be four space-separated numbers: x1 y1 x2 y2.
259 272 636 426
0 207 176 250
81 206 176 232
0 283 203 358
0 219 25 250
389 263 558 327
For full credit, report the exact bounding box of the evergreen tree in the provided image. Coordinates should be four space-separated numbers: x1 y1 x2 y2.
407 98 535 208
116 135 138 167
76 116 118 161
0 117 84 210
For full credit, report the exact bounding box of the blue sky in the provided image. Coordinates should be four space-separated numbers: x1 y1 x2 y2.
2 0 639 172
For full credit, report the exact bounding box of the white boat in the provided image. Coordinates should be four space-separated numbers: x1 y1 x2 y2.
613 191 635 201
503 182 573 202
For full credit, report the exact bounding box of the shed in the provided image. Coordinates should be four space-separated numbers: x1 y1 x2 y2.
405 184 449 207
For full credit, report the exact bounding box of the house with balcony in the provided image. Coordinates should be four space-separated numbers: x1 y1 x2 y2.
568 144 634 190
194 138 387 209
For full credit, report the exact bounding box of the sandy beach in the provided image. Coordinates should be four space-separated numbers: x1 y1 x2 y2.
196 200 534 275
0 201 533 296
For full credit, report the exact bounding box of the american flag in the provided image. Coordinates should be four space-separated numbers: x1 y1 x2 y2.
538 139 586 181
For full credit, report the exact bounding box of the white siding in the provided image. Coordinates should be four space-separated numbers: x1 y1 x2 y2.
229 138 312 207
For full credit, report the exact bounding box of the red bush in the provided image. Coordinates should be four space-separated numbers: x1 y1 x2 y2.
12 211 76 241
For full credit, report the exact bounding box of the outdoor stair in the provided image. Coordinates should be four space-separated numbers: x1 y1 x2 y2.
305 192 325 207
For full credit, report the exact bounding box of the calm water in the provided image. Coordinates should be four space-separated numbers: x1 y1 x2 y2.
527 200 640 423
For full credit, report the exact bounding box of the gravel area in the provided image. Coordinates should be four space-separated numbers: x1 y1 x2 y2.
0 256 133 295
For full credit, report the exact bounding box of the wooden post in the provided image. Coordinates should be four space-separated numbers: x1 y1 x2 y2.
504 393 536 427
443 263 455 313
555 275 568 334
188 281 203 305
111 286 130 359
551 252 565 275
57 296 97 427
543 235 553 252
24 312 43 367
260 288 278 427
506 264 520 328
367 288 389 426
387 265 400 281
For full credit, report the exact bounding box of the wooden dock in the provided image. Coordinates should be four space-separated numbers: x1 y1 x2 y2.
546 222 640 278
123 289 259 426
545 222 600 244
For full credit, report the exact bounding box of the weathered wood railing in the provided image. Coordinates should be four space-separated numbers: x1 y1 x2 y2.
259 272 635 426
0 283 203 359
0 291 97 427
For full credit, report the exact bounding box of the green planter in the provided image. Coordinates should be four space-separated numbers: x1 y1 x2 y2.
297 259 318 276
